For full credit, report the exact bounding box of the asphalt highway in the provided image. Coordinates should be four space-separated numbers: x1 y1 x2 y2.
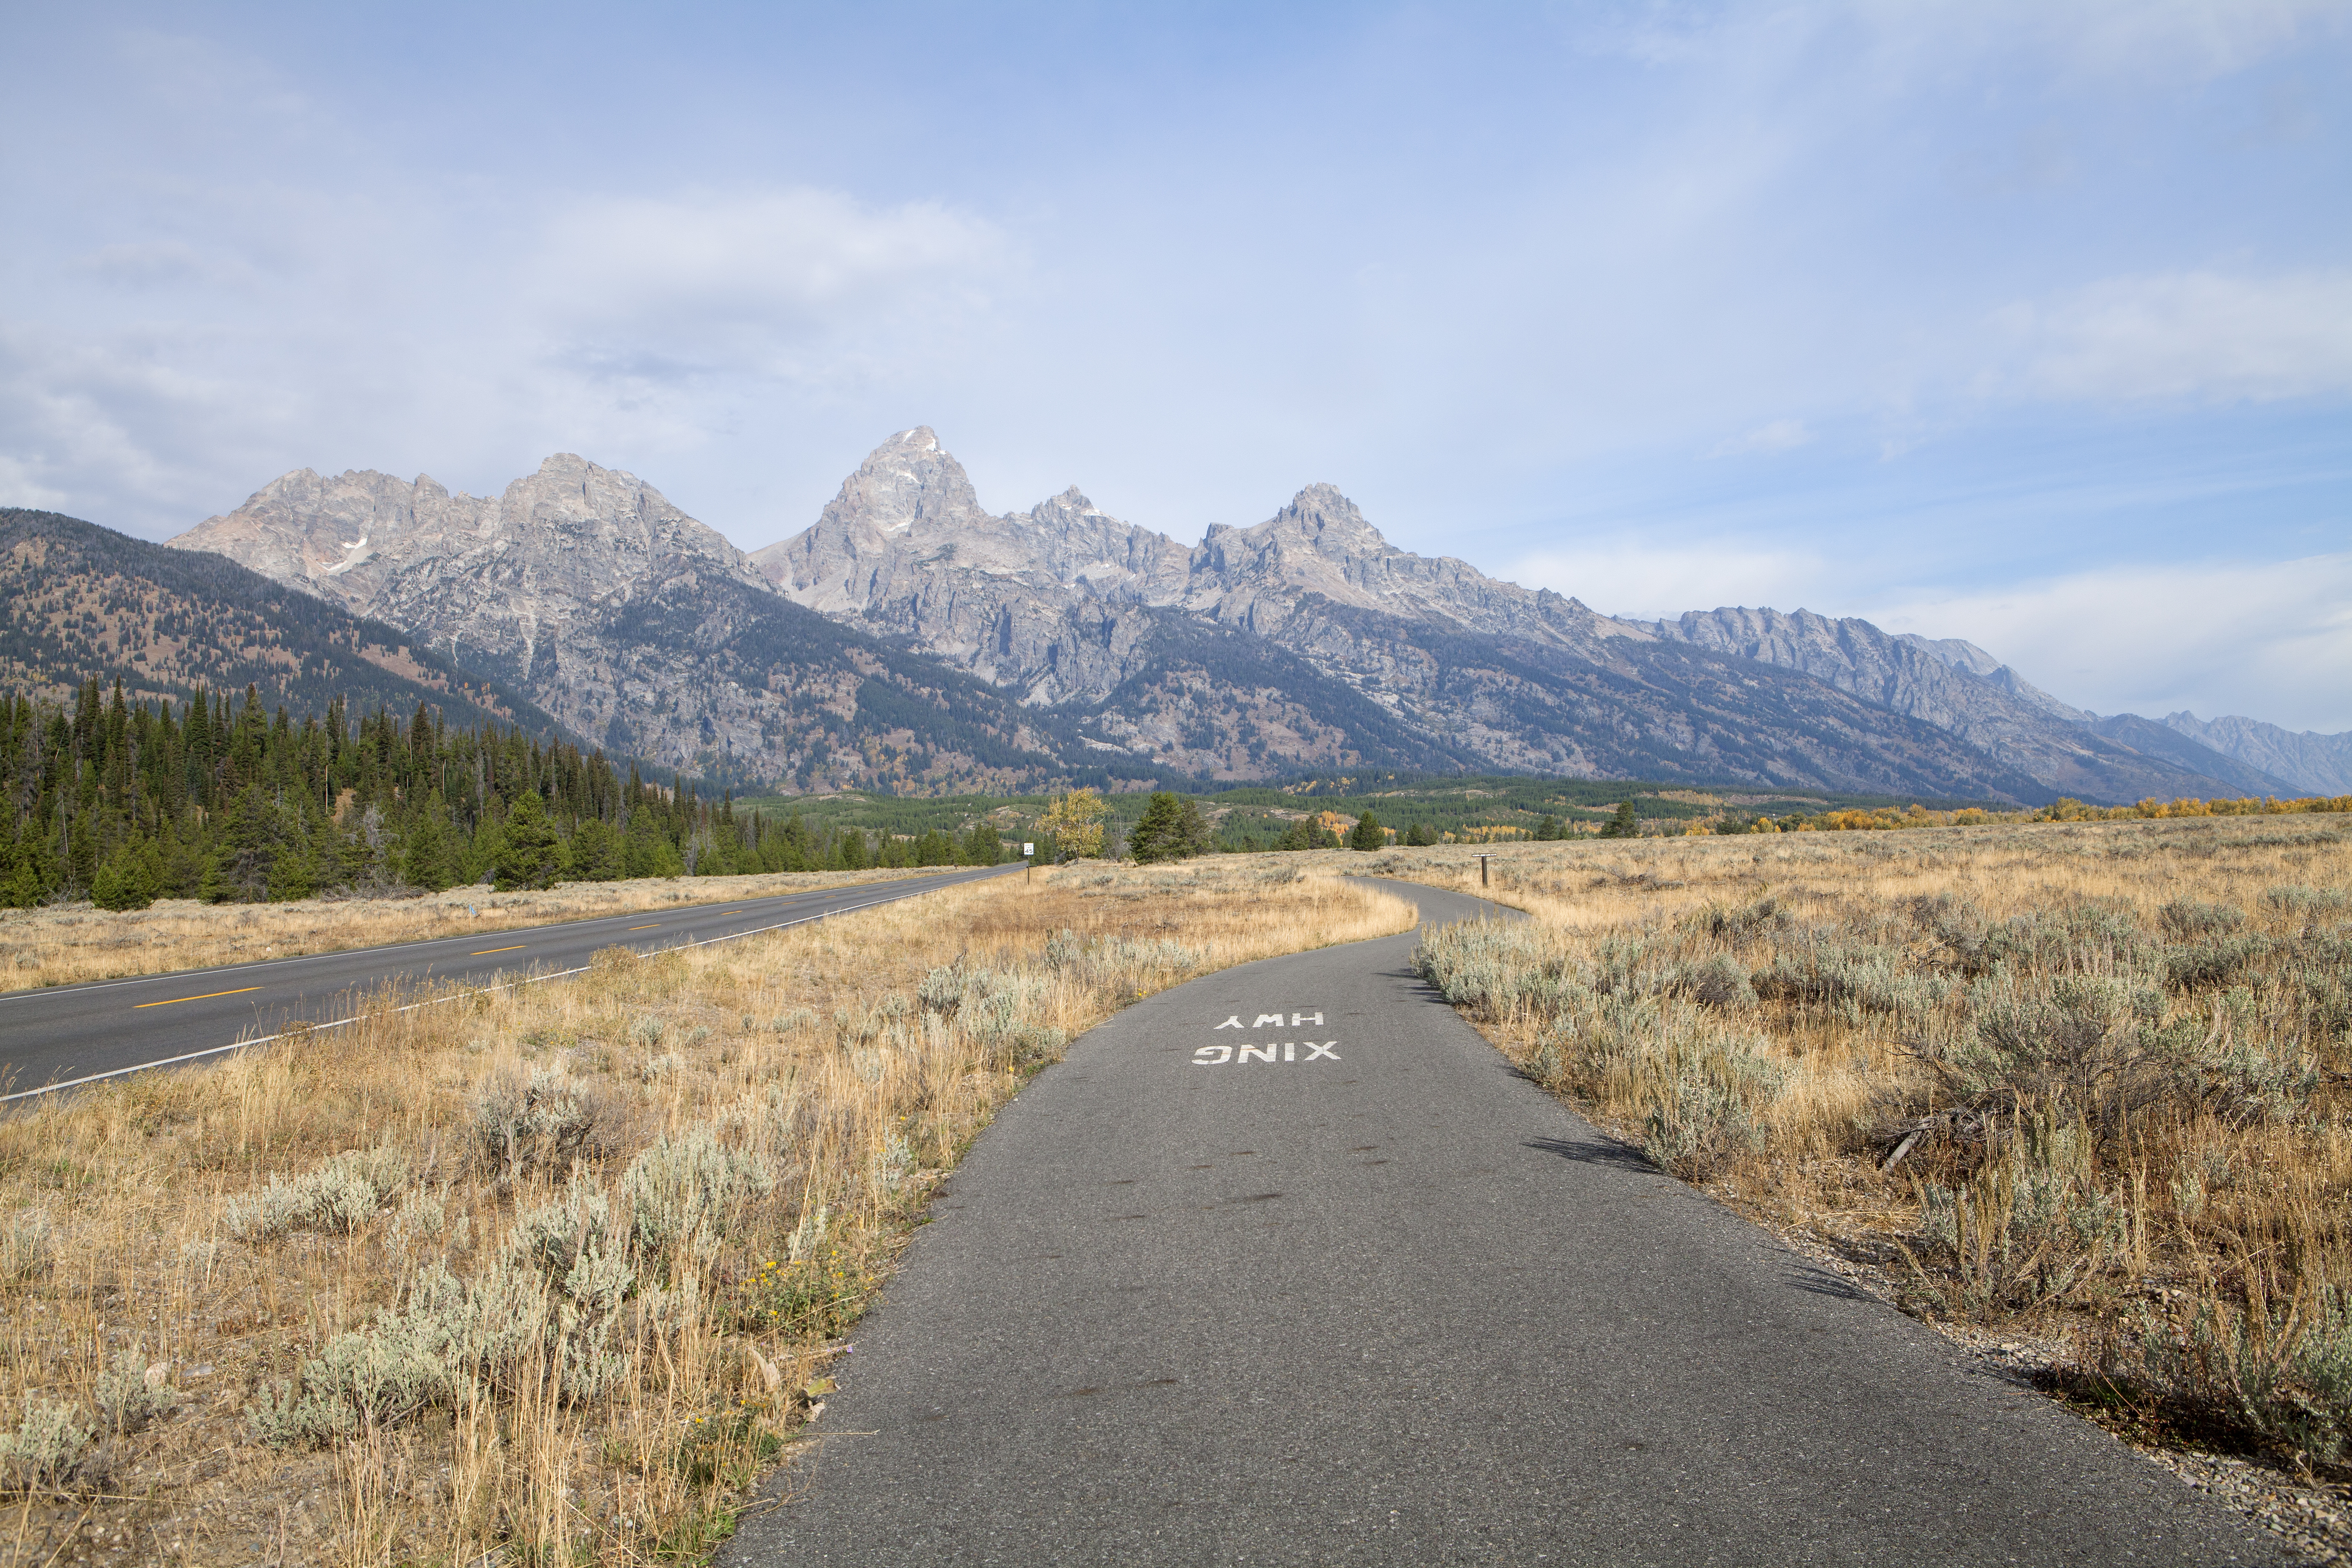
723 876 2277 1567
0 864 1019 1102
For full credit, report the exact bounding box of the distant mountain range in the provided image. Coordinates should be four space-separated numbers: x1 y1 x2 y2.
2154 711 2352 797
120 428 2344 802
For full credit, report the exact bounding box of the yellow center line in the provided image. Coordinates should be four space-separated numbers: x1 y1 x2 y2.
469 945 527 956
627 923 660 931
133 985 261 1010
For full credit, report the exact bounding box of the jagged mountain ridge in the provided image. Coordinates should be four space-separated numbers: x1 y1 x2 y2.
2076 715 2300 798
1641 606 2269 804
750 430 1634 708
171 429 2281 804
2157 712 2352 796
166 458 1114 794
747 430 2252 802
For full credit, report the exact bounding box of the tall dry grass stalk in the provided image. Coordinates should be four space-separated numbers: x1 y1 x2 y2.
0 859 1412 1563
0 866 949 993
1381 818 2352 1478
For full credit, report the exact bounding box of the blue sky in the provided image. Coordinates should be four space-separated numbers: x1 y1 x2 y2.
4 2 2347 731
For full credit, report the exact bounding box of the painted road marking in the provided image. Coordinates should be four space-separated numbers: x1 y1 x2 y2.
627 924 660 931
1215 1011 1323 1029
1193 1041 1340 1065
133 986 262 1010
469 945 527 956
4 865 1019 1105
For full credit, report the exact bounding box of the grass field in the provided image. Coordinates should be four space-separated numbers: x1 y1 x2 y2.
11 819 2345 1560
0 861 1412 1563
1358 820 2352 1495
0 867 952 994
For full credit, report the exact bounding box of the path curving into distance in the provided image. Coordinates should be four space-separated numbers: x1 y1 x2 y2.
722 876 2277 1567
0 865 1018 1102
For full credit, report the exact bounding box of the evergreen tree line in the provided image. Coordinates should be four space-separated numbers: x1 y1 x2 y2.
1 681 1008 911
1264 810 1439 851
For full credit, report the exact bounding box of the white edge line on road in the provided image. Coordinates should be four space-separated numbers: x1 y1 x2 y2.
0 869 976 1006
0 874 1004 1104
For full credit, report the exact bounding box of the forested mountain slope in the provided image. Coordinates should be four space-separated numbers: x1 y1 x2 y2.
0 507 554 737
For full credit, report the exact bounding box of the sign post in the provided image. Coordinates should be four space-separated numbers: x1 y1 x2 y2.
1479 852 1492 888
1024 842 1035 884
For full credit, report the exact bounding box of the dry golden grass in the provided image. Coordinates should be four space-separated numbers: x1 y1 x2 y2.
0 867 951 993
1370 819 2352 1484
0 859 1411 1564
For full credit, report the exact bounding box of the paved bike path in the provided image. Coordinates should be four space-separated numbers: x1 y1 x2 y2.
723 878 2276 1566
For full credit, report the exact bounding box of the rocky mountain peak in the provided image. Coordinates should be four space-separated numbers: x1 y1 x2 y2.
1256 483 1387 554
750 428 997 609
837 427 985 534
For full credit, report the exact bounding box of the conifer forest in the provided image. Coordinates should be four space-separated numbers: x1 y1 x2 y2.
1 681 1006 910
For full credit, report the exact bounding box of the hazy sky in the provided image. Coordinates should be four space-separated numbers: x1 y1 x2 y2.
5 2 2347 730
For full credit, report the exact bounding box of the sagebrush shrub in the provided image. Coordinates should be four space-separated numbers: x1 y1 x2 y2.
620 1128 774 1272
1912 1111 2124 1313
472 1068 599 1178
0 1397 95 1494
94 1349 177 1434
2128 1290 2352 1470
2160 897 2245 939
223 1146 407 1241
0 1213 52 1284
1676 952 1756 1009
2164 934 2269 991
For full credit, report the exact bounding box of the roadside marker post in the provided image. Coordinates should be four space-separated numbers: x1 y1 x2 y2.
1024 842 1034 884
1480 853 1492 887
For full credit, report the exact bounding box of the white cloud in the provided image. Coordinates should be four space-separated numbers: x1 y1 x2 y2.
532 188 1016 378
1847 0 2344 85
1993 269 2352 403
1709 418 1813 457
0 322 280 521
73 241 240 290
1869 552 2352 734
1507 542 1843 624
0 455 69 511
1506 536 2352 733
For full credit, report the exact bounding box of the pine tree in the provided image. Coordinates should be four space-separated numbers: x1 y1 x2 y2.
1348 811 1385 851
495 791 564 890
1599 799 1638 838
403 797 456 892
1176 797 1212 858
1130 792 1192 864
567 816 623 881
835 828 868 870
90 847 128 910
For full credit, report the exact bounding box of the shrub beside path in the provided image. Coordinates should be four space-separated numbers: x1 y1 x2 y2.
724 877 2280 1566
